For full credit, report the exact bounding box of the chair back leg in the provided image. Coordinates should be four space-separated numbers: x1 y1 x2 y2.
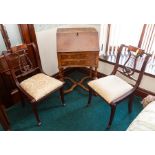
32 103 41 126
107 104 116 129
87 87 93 107
60 87 65 106
128 94 134 113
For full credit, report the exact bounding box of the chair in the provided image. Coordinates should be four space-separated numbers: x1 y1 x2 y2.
3 43 65 126
87 44 150 129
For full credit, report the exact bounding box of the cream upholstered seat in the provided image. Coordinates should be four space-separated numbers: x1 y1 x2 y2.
88 75 133 103
20 73 64 101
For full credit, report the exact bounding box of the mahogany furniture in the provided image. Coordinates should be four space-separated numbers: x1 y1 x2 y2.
87 44 150 129
0 102 10 130
57 28 99 93
3 43 65 126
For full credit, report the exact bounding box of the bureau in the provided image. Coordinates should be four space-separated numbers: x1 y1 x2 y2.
57 28 99 93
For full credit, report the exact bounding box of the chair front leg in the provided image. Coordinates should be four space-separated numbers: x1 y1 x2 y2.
87 87 93 107
128 94 134 113
32 103 41 126
107 104 116 129
60 87 65 106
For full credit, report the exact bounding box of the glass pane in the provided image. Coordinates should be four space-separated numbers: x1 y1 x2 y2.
0 32 7 55
4 24 23 46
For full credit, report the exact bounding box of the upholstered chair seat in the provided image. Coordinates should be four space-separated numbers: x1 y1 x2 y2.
88 75 133 103
20 73 64 101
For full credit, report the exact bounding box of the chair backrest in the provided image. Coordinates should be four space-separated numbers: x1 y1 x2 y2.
3 43 42 83
112 44 150 88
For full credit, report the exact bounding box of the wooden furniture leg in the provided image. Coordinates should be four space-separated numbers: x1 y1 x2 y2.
32 104 41 126
64 74 92 93
87 87 93 107
59 67 64 82
107 104 116 129
60 87 65 106
93 67 98 79
89 67 93 79
62 67 96 94
128 94 134 113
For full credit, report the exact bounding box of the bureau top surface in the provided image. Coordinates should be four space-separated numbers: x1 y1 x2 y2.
57 27 97 33
57 27 99 52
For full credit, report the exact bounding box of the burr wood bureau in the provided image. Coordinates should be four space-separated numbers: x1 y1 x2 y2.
57 28 99 93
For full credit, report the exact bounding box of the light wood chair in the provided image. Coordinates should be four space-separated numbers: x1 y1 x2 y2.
87 44 150 129
3 43 65 126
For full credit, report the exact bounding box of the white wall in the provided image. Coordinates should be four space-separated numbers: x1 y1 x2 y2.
35 24 100 76
35 27 58 75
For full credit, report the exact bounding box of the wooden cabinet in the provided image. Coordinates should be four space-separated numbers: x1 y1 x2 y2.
57 28 99 93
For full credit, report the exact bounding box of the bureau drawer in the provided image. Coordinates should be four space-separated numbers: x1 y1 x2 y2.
60 59 97 67
58 51 98 59
57 51 99 67
60 53 90 59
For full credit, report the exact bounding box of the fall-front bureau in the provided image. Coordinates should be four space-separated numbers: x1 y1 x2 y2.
57 28 99 93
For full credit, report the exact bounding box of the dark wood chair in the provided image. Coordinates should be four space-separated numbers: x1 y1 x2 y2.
3 43 65 126
87 44 150 129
